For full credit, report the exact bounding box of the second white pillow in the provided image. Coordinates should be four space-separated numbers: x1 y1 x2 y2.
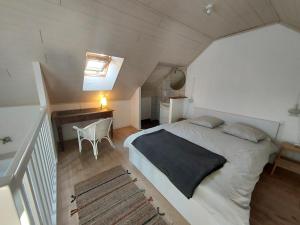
190 115 224 128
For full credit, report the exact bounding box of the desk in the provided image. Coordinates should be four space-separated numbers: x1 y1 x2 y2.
52 108 113 151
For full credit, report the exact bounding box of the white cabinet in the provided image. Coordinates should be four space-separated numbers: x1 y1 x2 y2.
159 102 170 124
159 98 185 124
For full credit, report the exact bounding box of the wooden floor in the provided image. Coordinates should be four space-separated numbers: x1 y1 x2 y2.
57 127 189 225
57 127 300 225
250 164 300 225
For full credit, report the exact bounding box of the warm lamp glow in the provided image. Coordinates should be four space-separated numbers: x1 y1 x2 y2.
100 96 108 109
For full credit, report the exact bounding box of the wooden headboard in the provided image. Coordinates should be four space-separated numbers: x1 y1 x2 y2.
190 107 280 140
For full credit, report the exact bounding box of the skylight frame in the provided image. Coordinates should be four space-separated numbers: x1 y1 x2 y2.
84 52 112 77
83 55 124 91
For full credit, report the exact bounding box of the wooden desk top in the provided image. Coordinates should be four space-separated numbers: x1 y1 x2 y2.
281 142 300 153
52 108 113 119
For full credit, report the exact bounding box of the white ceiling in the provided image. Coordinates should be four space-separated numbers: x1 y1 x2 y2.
0 0 299 105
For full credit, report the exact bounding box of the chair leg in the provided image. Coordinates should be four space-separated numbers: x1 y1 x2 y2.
106 137 115 149
77 135 82 153
92 142 98 160
78 139 82 154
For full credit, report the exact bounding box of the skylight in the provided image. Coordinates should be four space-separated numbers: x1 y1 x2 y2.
84 52 112 77
83 52 124 91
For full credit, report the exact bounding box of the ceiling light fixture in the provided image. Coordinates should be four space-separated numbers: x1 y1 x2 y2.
205 3 214 15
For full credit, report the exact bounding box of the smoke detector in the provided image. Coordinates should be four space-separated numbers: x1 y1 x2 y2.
205 3 214 15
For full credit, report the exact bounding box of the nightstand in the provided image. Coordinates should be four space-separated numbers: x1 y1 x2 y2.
271 142 300 175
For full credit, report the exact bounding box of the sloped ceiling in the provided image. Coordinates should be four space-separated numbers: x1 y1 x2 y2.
1 0 299 106
142 63 173 97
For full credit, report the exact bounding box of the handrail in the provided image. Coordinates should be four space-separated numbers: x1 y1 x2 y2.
0 107 46 188
0 105 57 225
0 62 57 225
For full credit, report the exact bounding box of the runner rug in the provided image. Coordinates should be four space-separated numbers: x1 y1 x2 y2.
70 165 167 225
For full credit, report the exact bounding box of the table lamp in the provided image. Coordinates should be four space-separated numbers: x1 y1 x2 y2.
100 96 107 110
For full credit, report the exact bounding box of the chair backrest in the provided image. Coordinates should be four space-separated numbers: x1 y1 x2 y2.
95 118 113 139
82 118 112 140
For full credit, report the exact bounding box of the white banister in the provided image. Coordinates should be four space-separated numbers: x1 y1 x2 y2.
0 107 57 225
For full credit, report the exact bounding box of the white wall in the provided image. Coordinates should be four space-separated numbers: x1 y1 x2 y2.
130 88 141 130
51 100 131 140
0 106 41 154
186 24 300 146
141 97 152 120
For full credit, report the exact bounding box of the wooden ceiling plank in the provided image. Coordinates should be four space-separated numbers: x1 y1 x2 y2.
137 0 271 39
95 0 163 26
226 0 264 26
271 0 300 29
62 0 209 46
221 0 263 27
136 0 223 38
0 0 199 48
44 0 61 5
0 0 293 105
1 0 206 59
247 0 279 24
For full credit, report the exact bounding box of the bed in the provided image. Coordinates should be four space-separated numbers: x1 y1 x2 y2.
124 108 280 225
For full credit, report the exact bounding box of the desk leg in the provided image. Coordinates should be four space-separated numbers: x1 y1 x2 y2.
271 162 277 175
57 126 64 151
271 148 283 175
110 122 113 139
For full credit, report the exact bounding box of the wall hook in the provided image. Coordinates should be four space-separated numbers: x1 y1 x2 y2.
0 136 12 144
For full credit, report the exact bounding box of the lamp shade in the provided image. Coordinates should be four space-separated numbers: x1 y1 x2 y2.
100 96 107 109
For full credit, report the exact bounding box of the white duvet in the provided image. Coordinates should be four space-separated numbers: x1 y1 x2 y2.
124 120 277 225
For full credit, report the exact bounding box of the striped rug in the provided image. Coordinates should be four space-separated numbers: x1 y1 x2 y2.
70 166 167 225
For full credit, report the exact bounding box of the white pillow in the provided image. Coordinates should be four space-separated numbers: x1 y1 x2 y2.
190 116 224 128
223 122 267 143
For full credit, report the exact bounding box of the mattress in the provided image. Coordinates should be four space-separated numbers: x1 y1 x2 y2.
124 120 277 225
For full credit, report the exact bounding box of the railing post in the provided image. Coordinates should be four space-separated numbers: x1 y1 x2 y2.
0 186 21 225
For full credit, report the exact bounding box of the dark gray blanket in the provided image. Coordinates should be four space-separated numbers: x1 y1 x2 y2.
132 129 226 198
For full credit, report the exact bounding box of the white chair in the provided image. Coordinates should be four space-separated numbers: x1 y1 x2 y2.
73 118 115 160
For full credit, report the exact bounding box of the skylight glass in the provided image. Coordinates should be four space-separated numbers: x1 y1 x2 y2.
84 52 112 77
86 60 106 72
83 53 124 91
